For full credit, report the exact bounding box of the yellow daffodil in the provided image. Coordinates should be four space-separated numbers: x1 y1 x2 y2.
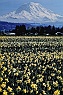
53 90 60 95
53 81 58 87
23 89 27 93
0 87 2 92
7 86 13 92
16 86 21 90
3 90 8 95
11 93 15 95
0 77 3 82
1 82 6 88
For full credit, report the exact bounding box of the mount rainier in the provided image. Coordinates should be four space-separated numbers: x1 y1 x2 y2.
0 2 63 23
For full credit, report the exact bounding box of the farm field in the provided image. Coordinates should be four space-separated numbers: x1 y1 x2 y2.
0 36 63 95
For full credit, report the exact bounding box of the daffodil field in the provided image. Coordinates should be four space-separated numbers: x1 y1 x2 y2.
0 36 63 95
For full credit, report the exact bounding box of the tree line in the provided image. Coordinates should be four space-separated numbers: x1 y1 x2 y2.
0 25 63 36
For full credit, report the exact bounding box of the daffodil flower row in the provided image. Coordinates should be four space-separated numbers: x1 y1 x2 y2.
0 36 63 95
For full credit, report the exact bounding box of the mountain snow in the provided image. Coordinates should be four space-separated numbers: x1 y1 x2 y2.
0 2 63 23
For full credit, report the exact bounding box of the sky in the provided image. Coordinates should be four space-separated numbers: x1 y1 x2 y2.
0 0 63 16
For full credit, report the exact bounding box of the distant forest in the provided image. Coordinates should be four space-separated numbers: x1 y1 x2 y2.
0 25 63 36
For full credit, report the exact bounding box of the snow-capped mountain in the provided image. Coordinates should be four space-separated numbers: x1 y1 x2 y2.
0 2 63 23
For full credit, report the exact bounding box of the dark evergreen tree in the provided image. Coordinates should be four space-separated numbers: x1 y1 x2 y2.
39 26 44 35
20 25 26 35
15 25 20 35
47 25 51 35
60 27 63 33
30 27 36 35
51 26 56 35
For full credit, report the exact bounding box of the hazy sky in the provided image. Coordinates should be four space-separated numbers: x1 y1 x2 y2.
0 0 63 16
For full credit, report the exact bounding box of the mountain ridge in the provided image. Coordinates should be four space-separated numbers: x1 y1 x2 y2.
0 2 63 23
